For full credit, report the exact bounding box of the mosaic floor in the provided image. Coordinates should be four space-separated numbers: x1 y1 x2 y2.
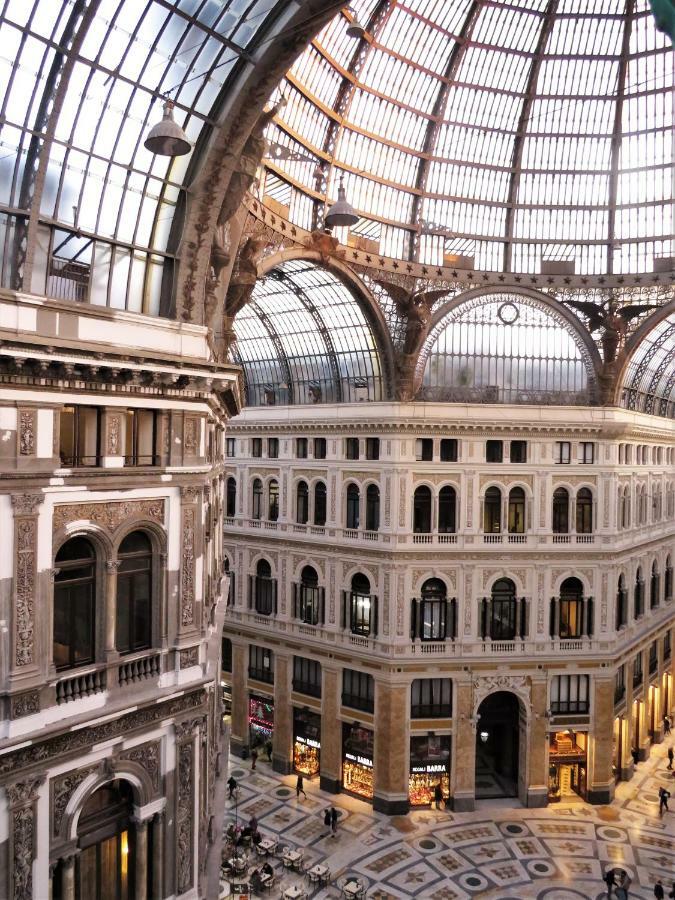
222 738 675 899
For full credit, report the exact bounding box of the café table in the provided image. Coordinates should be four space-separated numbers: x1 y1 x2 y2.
342 879 365 898
282 885 307 899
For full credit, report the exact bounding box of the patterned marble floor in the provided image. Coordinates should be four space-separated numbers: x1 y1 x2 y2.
222 738 675 899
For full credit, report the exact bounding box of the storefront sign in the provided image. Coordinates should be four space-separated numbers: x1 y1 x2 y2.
411 763 447 774
345 752 373 767
295 735 320 749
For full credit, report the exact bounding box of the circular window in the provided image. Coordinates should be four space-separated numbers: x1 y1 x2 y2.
497 302 519 324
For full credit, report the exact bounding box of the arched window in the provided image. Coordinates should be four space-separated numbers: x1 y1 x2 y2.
616 574 628 629
252 478 263 519
558 577 584 639
346 573 376 636
650 561 660 609
576 488 593 534
295 565 323 625
634 567 644 619
252 559 276 616
296 481 309 524
485 578 519 640
268 479 279 521
226 477 237 518
552 487 569 534
365 484 380 532
666 555 673 602
419 578 447 641
314 482 327 526
116 531 152 654
346 484 360 529
508 487 526 534
438 486 456 533
54 537 96 671
413 485 432 533
483 486 501 533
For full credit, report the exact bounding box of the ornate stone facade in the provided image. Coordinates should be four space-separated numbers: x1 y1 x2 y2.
176 740 194 893
52 498 165 533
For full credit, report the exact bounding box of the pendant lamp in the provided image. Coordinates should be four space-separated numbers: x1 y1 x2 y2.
144 98 191 157
324 176 359 229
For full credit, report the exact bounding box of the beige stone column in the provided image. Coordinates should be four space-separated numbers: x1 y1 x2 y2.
619 709 634 781
105 559 120 657
373 680 409 814
230 641 249 756
61 855 76 900
588 675 615 804
450 677 475 811
134 818 149 900
320 667 341 793
272 653 293 774
151 812 164 900
638 647 651 760
526 677 548 808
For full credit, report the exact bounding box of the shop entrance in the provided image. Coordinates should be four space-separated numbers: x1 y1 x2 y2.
548 730 587 801
475 691 520 799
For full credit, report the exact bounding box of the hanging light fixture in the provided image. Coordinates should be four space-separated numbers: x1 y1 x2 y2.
144 97 191 157
346 9 367 39
324 175 359 229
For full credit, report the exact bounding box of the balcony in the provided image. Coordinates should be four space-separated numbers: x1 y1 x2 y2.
55 667 106 704
118 651 161 686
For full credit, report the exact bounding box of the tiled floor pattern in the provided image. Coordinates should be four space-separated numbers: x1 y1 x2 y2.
222 739 675 899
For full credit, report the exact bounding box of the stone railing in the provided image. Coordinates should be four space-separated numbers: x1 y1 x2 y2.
117 652 161 687
55 668 106 704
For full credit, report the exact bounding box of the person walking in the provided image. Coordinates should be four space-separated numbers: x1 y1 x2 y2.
434 783 443 810
654 880 665 899
227 775 237 799
604 868 616 898
323 807 331 837
330 806 338 837
667 746 674 770
668 881 675 898
251 748 258 771
265 739 273 761
296 773 307 799
658 786 670 814
664 715 671 736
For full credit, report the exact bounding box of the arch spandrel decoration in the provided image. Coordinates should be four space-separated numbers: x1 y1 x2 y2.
473 675 531 722
415 289 600 406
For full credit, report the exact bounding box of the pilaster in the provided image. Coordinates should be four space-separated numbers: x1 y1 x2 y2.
588 675 616 805
229 642 249 756
449 677 475 811
10 493 44 682
527 677 548 808
5 775 44 900
319 667 341 793
272 653 293 774
373 680 409 815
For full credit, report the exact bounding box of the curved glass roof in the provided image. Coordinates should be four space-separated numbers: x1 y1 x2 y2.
265 0 674 275
418 292 595 405
0 0 293 310
231 259 383 406
622 312 675 417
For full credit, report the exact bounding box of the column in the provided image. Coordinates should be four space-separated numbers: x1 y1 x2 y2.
638 647 651 760
105 560 120 657
61 854 76 900
450 677 475 811
320 667 341 793
588 675 615 804
619 710 634 782
151 812 164 900
373 680 409 814
229 642 249 756
272 653 292 774
134 818 149 900
526 678 548 808
10 493 44 678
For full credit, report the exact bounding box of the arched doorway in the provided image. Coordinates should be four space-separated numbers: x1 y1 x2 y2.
475 691 521 799
74 780 135 899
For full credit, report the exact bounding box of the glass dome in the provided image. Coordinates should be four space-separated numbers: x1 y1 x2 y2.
264 0 673 275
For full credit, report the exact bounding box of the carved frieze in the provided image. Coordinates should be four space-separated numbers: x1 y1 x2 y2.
7 776 43 900
473 675 530 716
179 647 199 669
181 505 196 627
18 409 35 456
0 690 206 780
53 499 165 533
176 742 194 893
383 571 390 636
13 507 39 668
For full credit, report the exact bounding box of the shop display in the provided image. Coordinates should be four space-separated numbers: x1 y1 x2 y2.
343 756 374 799
548 730 587 801
409 767 449 806
294 737 320 777
249 695 274 749
409 735 451 805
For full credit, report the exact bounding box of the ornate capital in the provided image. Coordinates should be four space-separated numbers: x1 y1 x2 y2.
6 775 44 808
180 486 201 503
473 674 530 718
11 493 43 516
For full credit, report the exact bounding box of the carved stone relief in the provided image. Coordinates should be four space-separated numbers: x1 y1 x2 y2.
119 740 161 793
537 572 545 634
53 499 165 533
329 562 336 623
396 576 405 636
539 482 546 529
10 691 39 719
179 647 200 669
473 675 530 717
184 417 199 455
601 572 608 630
280 558 287 614
384 475 391 527
18 409 35 456
398 477 406 528
466 476 473 528
52 766 98 837
464 571 472 635
176 741 194 894
107 414 121 455
12 494 43 669
181 505 196 627
383 572 390 636
6 776 43 900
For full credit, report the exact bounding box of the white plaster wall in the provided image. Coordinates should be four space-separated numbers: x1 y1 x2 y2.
37 408 53 458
